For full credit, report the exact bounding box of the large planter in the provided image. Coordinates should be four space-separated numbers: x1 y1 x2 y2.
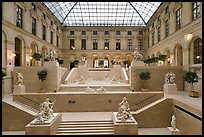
189 91 199 98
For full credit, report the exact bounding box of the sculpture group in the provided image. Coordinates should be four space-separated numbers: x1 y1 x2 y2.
165 72 176 84
35 98 55 123
116 97 133 122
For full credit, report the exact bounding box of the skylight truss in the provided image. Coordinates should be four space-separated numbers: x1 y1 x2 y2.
43 2 161 26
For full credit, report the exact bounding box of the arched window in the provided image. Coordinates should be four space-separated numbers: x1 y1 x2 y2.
193 38 202 64
15 37 21 66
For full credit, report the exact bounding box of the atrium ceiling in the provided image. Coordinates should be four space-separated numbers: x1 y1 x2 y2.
43 2 161 26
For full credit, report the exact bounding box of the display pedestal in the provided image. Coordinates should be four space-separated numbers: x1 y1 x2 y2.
167 127 180 135
13 85 25 94
163 84 177 94
44 61 59 66
131 61 145 66
112 112 138 135
25 113 62 135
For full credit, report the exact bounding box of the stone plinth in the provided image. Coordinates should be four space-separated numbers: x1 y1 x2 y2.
43 61 59 66
167 127 180 135
131 61 145 66
112 112 138 135
163 84 177 94
25 113 62 135
13 85 25 94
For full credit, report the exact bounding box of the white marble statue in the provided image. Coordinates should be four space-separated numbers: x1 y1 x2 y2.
165 72 176 84
171 115 176 130
16 72 23 85
35 98 55 123
85 86 95 92
46 48 58 61
116 97 133 122
132 48 143 61
96 86 106 92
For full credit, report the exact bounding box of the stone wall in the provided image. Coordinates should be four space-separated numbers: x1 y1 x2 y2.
13 66 64 93
129 66 183 91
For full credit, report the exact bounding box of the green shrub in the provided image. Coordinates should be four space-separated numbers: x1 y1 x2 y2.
32 52 42 61
37 69 48 81
2 71 6 80
139 71 151 81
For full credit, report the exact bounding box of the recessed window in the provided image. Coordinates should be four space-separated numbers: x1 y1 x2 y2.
193 38 202 64
116 31 120 35
152 31 154 46
31 3 36 11
165 6 169 14
157 27 160 42
70 31 74 35
104 39 109 50
157 15 160 21
93 39 98 50
127 31 132 35
93 31 98 35
82 31 86 35
16 6 23 28
57 36 59 47
116 39 120 50
57 26 59 31
42 13 46 20
192 2 200 20
138 39 143 50
165 19 169 37
147 37 150 48
176 8 181 30
51 20 53 26
139 31 143 35
81 39 86 50
105 31 109 35
70 39 75 50
50 31 53 44
42 25 46 40
32 17 36 35
127 39 132 50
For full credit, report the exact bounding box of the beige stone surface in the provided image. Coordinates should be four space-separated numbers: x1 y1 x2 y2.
25 113 62 135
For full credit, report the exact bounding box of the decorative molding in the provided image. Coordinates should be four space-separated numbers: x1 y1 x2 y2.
30 10 40 20
173 2 182 13
41 19 49 28
14 2 28 12
49 25 55 32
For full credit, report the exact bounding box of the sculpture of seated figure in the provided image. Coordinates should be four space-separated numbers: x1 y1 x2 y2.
116 97 133 122
165 72 176 84
96 86 106 92
35 98 55 123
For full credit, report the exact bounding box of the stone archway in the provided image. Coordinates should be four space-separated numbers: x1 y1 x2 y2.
30 42 38 66
92 53 99 68
14 37 22 66
103 54 110 68
174 44 183 66
163 48 170 66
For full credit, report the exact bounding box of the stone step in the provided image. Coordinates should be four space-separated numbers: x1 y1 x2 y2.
60 121 113 125
58 126 113 131
13 101 39 113
59 123 113 128
56 132 114 135
57 129 114 134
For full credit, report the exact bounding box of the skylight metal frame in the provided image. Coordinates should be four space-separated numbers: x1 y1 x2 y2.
42 2 161 26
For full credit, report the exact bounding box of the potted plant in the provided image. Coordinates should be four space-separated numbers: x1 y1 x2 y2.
139 71 151 91
37 69 48 93
32 52 42 66
184 71 199 97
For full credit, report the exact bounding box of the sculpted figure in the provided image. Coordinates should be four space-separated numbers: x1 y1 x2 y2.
171 115 176 130
16 72 23 85
165 72 176 84
116 97 132 122
132 48 143 61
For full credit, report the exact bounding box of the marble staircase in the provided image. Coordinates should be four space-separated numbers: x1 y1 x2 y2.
56 120 114 135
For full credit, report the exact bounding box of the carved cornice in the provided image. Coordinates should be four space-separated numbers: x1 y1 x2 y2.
14 2 28 12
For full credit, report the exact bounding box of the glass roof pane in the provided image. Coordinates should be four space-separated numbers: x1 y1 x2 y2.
43 2 161 26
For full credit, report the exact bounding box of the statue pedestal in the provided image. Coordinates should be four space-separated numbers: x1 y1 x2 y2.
112 112 138 135
44 61 59 66
167 127 180 135
13 85 25 94
131 61 145 66
25 113 62 135
163 84 177 94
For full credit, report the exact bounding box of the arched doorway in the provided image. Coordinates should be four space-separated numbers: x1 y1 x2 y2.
164 49 170 66
103 54 110 68
126 53 132 67
2 30 7 67
30 42 37 66
92 54 99 68
14 37 22 66
174 44 183 66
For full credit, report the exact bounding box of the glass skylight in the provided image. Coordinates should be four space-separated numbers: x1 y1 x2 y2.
42 2 161 26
